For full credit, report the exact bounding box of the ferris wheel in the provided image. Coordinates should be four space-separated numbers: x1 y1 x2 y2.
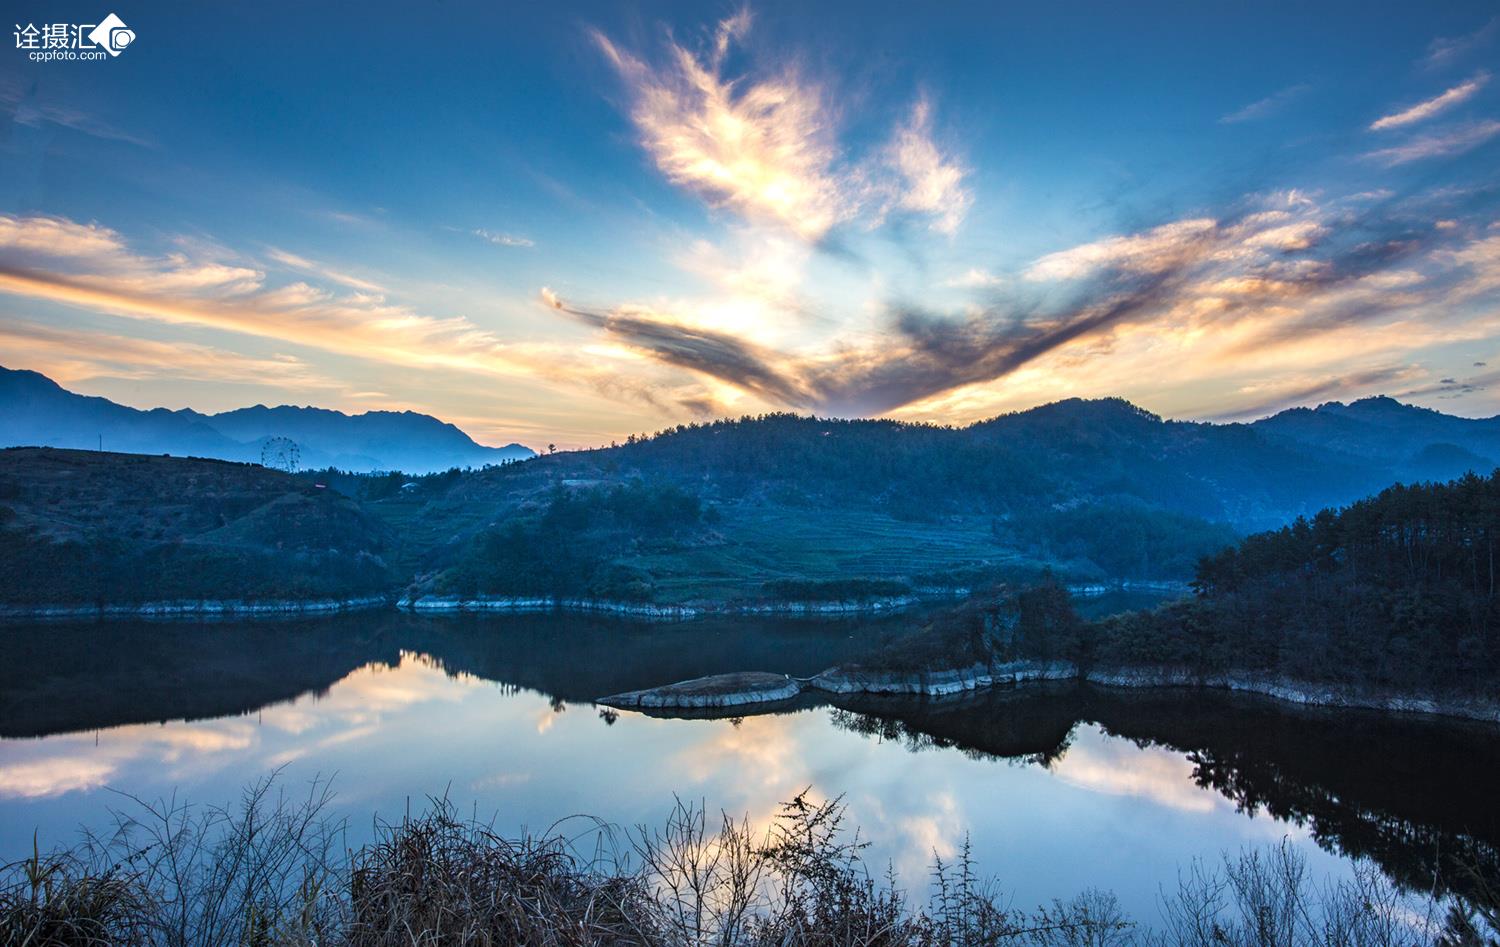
261 436 301 472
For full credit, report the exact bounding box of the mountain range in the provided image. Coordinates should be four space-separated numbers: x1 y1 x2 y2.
4 363 1500 606
0 366 534 473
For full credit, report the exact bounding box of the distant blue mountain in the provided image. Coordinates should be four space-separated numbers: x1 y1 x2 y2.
1248 396 1500 480
0 366 534 473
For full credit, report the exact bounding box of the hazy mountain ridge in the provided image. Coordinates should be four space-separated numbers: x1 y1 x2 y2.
1249 396 1500 471
0 367 535 474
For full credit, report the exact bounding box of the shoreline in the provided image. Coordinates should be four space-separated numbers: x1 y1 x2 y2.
603 660 1500 725
396 592 933 619
0 594 391 622
0 580 1190 624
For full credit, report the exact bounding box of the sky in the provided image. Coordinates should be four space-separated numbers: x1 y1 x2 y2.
2 1 1499 449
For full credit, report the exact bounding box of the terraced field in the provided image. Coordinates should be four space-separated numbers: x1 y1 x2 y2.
617 504 1039 602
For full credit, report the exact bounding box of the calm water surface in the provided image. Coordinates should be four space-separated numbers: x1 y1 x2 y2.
1 606 1495 922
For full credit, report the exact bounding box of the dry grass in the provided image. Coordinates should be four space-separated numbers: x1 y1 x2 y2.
2 777 1494 947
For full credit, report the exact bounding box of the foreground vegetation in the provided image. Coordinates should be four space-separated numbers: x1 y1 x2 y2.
3 777 1494 946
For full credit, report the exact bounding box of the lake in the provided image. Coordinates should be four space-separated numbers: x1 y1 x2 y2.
1 605 1496 924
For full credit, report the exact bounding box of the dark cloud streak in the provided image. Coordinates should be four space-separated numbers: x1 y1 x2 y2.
547 195 1480 418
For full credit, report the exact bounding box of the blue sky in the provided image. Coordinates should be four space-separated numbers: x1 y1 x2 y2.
2 1 1499 447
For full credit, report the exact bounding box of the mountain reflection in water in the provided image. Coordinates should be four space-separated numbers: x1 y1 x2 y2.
0 608 1494 915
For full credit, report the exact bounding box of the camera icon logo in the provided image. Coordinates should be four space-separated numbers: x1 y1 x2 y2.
87 13 134 56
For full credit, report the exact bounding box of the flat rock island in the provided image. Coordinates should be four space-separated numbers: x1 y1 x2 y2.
600 672 802 710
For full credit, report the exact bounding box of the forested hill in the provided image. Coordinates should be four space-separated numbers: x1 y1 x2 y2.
5 392 1499 610
391 399 1499 606
1007 470 1500 695
0 448 396 608
494 398 1492 532
1179 470 1498 688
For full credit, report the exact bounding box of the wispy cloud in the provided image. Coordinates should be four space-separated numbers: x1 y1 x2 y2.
1024 218 1220 282
1423 17 1498 70
592 9 970 241
0 214 740 428
1218 84 1310 124
0 318 339 390
265 248 386 293
473 229 535 248
548 189 1498 418
0 79 153 147
884 97 971 235
1369 72 1489 130
945 268 1005 289
593 12 849 240
1208 366 1418 421
1365 120 1500 165
0 214 547 381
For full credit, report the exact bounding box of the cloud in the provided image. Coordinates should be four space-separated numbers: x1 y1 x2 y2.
544 288 811 406
1050 726 1223 814
1423 17 1498 70
266 248 386 293
552 189 1496 418
0 318 339 390
551 245 1195 416
1024 218 1220 282
1207 366 1418 421
593 13 849 240
1397 367 1500 399
1219 84 1311 124
0 757 116 798
592 11 970 240
1433 231 1500 298
1364 120 1500 166
884 98 972 234
0 215 266 297
0 214 564 385
946 268 1005 289
1370 73 1489 131
0 78 153 147
473 229 535 248
0 214 128 258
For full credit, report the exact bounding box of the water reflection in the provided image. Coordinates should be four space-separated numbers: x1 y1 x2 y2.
0 611 1493 919
0 610 899 737
829 687 1500 900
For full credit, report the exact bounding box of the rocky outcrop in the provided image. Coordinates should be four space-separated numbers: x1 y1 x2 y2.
806 661 1076 696
601 660 1500 724
601 672 802 710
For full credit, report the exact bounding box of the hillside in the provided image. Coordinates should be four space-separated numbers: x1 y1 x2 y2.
0 448 397 608
1250 396 1500 479
380 400 1497 605
3 388 1499 612
859 468 1500 697
0 366 534 473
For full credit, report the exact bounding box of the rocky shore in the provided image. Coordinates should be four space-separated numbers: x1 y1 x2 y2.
397 593 924 619
1 580 1179 625
600 660 1500 723
602 671 802 710
0 595 390 621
